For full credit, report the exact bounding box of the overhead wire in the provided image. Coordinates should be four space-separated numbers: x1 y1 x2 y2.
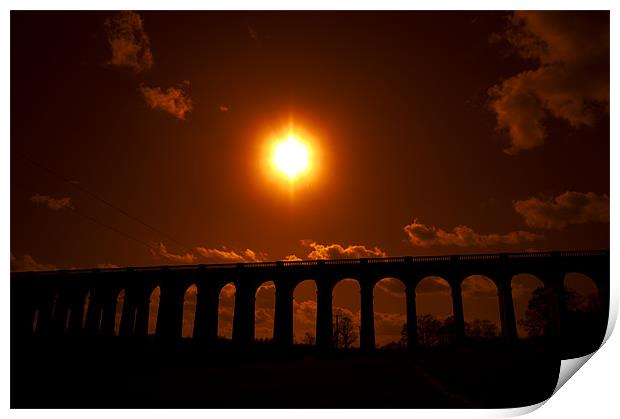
15 153 195 254
13 181 162 255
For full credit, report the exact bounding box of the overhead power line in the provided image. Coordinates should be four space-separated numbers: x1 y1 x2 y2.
14 181 162 255
16 153 195 254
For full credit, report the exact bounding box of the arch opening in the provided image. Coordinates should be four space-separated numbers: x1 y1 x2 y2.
32 308 39 333
462 275 501 340
512 274 547 339
182 284 198 338
50 293 58 324
114 289 125 336
293 280 317 345
97 307 104 333
218 283 236 340
64 308 71 335
82 292 90 330
373 278 406 349
415 276 454 346
255 281 276 342
332 278 360 349
564 273 601 313
563 273 606 354
147 286 161 335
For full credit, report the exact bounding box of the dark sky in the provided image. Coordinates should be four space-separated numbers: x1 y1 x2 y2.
10 11 609 343
11 12 609 267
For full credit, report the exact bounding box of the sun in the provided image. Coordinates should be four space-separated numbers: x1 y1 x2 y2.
272 134 311 180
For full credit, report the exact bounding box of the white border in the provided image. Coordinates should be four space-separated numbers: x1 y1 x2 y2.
4 1 618 418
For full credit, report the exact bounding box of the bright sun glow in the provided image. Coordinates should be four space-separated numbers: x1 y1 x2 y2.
272 134 310 180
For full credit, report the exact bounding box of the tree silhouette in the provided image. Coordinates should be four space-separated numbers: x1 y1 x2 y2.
399 323 407 347
401 315 457 347
302 332 316 345
333 315 358 349
518 285 603 338
518 287 550 337
437 315 457 345
416 314 443 346
401 314 501 346
468 319 498 338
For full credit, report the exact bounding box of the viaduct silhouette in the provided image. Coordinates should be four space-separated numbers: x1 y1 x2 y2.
11 250 609 350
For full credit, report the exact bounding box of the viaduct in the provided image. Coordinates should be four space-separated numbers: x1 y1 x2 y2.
11 250 609 350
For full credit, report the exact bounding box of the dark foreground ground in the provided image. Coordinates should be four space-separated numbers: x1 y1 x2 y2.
12 338 561 408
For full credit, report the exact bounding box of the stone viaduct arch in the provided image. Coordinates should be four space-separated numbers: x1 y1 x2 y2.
461 275 501 338
372 278 406 347
415 276 453 345
11 251 609 352
511 274 547 339
255 281 276 341
217 283 235 339
292 279 317 344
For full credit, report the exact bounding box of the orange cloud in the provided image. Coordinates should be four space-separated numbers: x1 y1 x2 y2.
195 247 267 263
375 278 406 298
214 283 236 338
152 242 269 265
462 276 498 298
29 193 72 211
219 283 236 301
10 253 56 272
513 191 609 229
97 263 119 269
152 242 197 264
489 12 609 154
301 240 387 259
292 299 317 342
256 282 275 309
404 220 542 247
374 311 407 345
140 81 193 120
416 277 451 295
104 11 153 72
255 307 275 339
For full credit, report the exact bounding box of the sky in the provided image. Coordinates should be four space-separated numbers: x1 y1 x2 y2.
11 11 609 345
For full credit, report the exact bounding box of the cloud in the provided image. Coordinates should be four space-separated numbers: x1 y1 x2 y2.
216 283 236 338
219 283 236 301
104 11 153 72
152 242 268 265
29 194 72 210
104 12 193 121
462 276 498 298
513 191 609 229
404 220 542 247
375 278 406 298
282 254 302 261
97 263 119 269
140 81 193 120
374 311 407 344
152 242 197 264
489 12 609 154
293 299 317 342
255 307 275 338
256 282 276 309
248 26 258 41
195 247 267 263
416 277 451 295
11 253 56 272
301 240 387 260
